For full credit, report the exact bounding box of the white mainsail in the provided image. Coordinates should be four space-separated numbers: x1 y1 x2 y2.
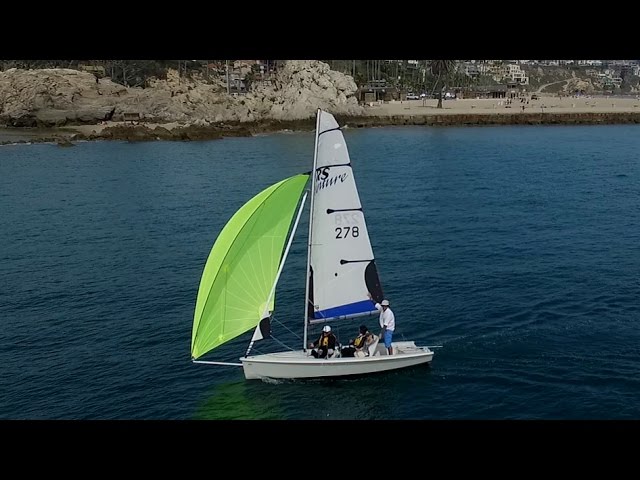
307 111 384 323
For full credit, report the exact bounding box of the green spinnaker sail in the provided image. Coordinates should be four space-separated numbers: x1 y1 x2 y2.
191 173 310 359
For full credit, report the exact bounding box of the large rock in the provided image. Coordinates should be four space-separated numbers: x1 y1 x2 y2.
242 60 364 120
0 61 363 127
563 78 596 95
0 68 126 126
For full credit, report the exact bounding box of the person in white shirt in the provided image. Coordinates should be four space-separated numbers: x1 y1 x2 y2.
367 293 395 355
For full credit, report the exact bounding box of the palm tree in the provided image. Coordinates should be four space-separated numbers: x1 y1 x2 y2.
429 60 456 108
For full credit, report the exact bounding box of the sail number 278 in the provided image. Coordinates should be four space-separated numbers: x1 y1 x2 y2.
335 226 360 239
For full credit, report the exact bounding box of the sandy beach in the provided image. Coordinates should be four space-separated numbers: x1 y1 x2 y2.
2 94 640 145
39 94 640 136
364 94 640 116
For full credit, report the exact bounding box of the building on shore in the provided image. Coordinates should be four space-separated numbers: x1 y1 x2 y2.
465 85 508 99
358 79 397 103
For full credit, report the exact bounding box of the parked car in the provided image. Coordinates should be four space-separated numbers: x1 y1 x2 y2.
406 93 420 100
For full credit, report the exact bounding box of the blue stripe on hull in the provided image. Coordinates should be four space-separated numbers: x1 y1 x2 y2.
314 300 377 320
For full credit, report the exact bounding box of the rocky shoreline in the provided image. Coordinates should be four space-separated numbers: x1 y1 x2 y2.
2 111 640 146
2 60 640 146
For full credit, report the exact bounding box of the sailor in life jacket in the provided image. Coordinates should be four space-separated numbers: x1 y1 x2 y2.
341 325 373 357
309 325 337 358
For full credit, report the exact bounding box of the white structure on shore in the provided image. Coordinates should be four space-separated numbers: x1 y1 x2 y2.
501 64 529 85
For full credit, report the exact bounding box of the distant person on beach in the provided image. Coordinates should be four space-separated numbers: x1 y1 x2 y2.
308 325 337 358
368 293 395 355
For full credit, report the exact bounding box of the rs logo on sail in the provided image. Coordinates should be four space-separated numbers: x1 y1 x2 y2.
315 167 348 193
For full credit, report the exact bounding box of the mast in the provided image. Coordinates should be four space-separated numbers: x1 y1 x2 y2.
303 108 321 350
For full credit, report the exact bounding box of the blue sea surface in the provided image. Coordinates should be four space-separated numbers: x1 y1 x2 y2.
1 125 639 419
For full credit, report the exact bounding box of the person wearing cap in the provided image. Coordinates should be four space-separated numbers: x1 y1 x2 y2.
308 325 338 358
367 293 396 355
340 324 373 357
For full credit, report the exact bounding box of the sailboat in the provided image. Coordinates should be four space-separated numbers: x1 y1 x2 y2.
191 109 434 380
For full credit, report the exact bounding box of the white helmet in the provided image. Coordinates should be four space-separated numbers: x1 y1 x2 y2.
381 300 390 306
322 325 332 332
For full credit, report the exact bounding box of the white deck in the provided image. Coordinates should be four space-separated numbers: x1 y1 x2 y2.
240 341 434 380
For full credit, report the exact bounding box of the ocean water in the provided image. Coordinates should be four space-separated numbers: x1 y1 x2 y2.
1 125 639 420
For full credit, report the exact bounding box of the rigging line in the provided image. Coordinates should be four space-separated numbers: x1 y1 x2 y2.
271 316 303 341
308 297 327 320
269 335 295 352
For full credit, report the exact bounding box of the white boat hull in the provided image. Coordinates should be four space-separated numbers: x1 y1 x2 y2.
240 341 433 380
